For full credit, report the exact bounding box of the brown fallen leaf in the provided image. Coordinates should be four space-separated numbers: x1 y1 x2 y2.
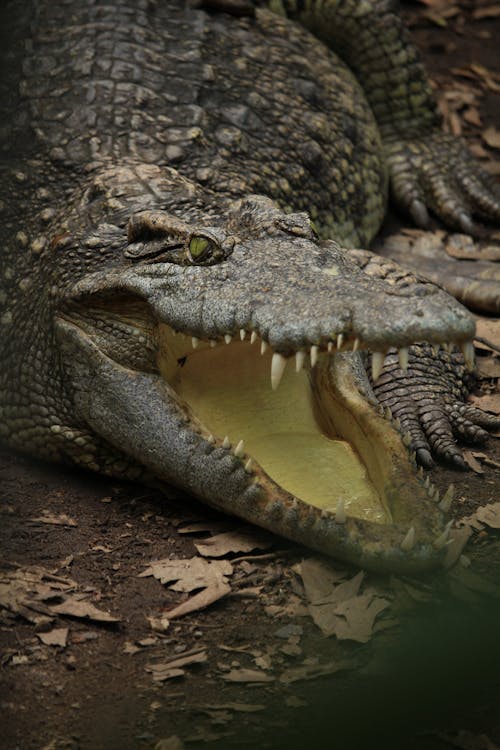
279 658 355 684
475 318 500 349
293 557 347 604
30 511 77 527
222 668 274 683
328 595 390 643
37 628 69 647
50 596 120 623
462 451 485 474
468 394 500 416
154 737 185 750
194 529 273 558
162 580 231 619
475 502 500 530
476 357 500 379
140 557 233 592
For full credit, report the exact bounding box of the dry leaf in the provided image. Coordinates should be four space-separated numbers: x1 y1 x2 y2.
328 595 390 643
154 737 185 750
30 511 77 527
163 580 231 619
37 628 69 647
475 503 500 530
140 557 233 592
476 358 500 379
462 451 485 474
475 318 500 348
279 659 354 684
222 668 274 683
50 596 120 623
467 394 500 415
194 530 272 558
293 558 347 604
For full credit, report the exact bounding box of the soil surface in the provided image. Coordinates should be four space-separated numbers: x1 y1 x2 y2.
1 3 500 750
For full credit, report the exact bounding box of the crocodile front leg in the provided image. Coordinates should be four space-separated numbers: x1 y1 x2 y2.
271 0 500 231
370 344 500 470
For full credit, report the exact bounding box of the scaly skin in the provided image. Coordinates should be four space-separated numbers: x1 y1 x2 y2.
0 0 498 571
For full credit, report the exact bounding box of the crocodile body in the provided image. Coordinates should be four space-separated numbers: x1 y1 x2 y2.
1 0 499 572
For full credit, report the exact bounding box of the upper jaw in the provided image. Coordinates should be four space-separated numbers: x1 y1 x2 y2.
69 233 475 357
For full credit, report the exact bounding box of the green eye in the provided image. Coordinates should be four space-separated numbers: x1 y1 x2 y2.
188 236 210 261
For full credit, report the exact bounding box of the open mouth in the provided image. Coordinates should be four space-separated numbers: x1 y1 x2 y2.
153 324 454 570
159 327 389 525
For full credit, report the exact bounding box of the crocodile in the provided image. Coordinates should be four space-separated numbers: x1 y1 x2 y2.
1 0 499 572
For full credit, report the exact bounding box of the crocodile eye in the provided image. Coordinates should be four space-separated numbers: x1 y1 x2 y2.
188 236 215 263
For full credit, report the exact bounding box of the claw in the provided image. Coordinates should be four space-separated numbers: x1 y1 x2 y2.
416 447 434 469
450 453 468 471
410 199 429 228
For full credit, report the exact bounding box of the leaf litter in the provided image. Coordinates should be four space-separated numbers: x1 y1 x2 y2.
293 559 391 642
0 564 119 625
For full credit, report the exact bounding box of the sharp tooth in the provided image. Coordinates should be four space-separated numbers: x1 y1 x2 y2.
337 333 344 350
384 406 392 420
328 341 334 353
321 509 329 519
460 341 475 371
394 417 401 431
444 342 454 353
192 337 199 349
224 334 232 344
295 350 305 372
439 484 454 513
209 339 217 348
234 439 245 457
240 329 246 341
250 331 257 344
260 340 268 355
271 352 287 390
222 436 231 449
244 458 253 473
433 520 453 550
291 499 298 511
401 526 416 552
310 345 319 367
353 338 360 352
403 432 412 446
398 347 409 371
433 488 440 503
207 434 215 444
424 475 430 490
371 351 385 381
335 499 346 524
418 465 424 478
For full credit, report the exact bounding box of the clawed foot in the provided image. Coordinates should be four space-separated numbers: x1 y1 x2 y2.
371 344 500 469
385 131 500 234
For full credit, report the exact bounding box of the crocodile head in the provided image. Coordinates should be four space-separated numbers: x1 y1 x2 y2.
54 194 473 573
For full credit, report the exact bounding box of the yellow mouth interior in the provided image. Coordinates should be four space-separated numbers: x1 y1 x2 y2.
158 328 388 524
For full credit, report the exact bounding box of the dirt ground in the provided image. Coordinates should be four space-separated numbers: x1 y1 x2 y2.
1 3 500 750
